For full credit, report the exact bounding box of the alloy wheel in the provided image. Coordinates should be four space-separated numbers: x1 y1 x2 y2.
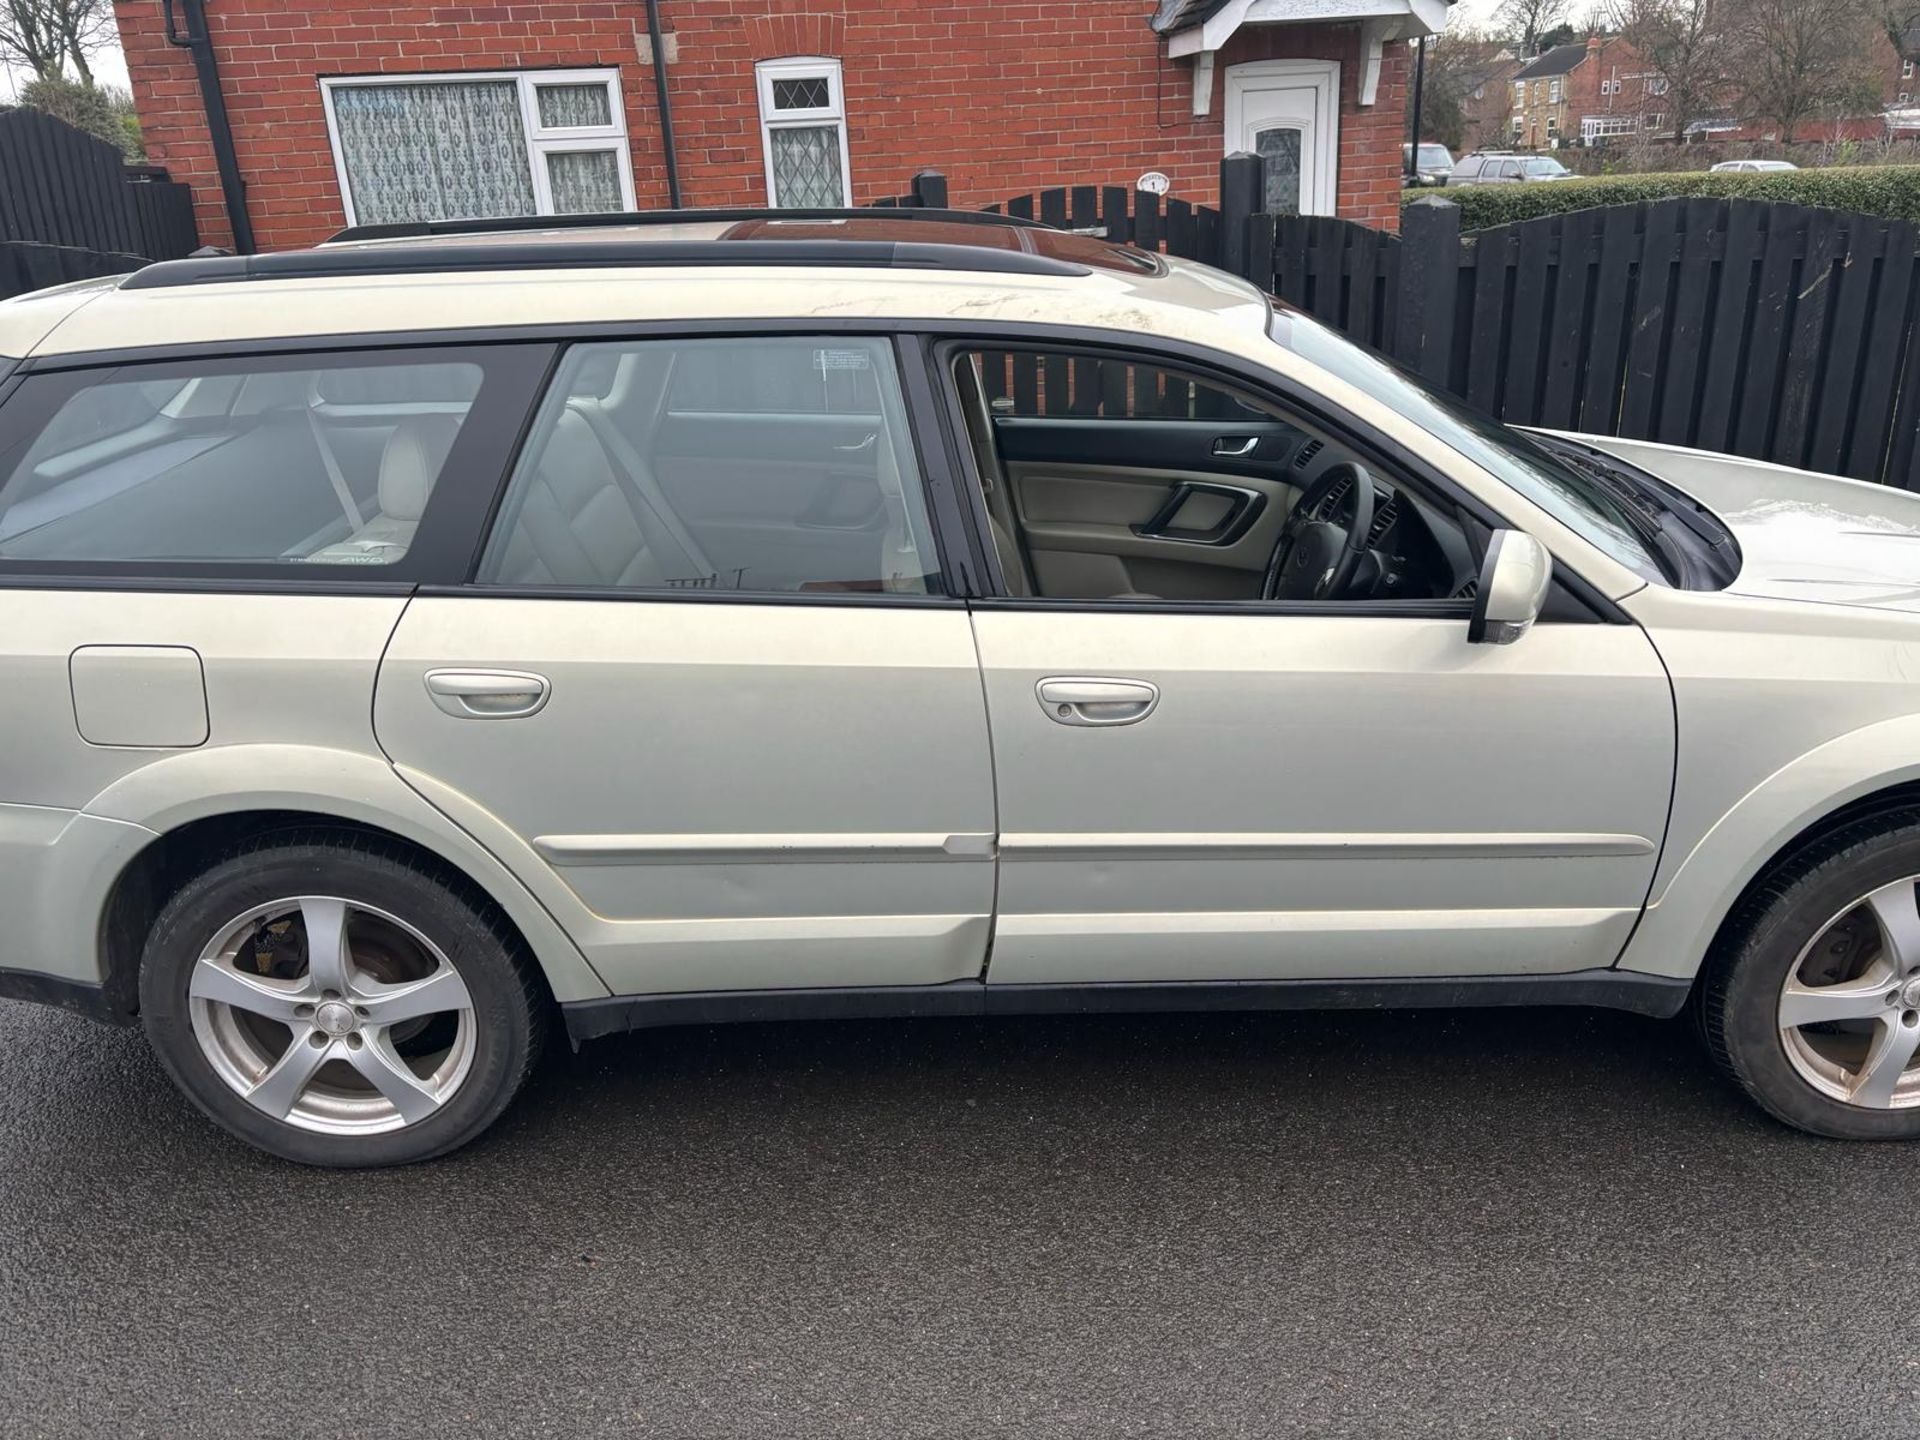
186 896 476 1135
1778 877 1920 1109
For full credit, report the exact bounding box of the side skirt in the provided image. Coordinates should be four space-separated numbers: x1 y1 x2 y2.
0 967 132 1026
561 969 1692 1045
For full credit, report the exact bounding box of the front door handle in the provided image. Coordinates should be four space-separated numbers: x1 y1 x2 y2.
1037 677 1160 727
424 669 551 719
1213 435 1259 457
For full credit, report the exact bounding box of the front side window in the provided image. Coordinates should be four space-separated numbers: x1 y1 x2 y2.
755 58 853 208
323 70 635 227
949 346 1475 606
0 352 494 567
481 336 938 595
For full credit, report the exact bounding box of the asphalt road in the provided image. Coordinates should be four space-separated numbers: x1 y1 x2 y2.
2 998 1917 1440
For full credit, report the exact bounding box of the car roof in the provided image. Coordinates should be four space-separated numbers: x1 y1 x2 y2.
2 210 1276 361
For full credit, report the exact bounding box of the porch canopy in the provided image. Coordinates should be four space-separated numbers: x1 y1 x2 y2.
1151 0 1449 113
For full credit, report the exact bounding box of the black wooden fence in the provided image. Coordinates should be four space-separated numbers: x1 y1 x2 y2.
0 108 200 301
875 167 1227 264
0 239 149 299
885 158 1920 489
1247 196 1920 489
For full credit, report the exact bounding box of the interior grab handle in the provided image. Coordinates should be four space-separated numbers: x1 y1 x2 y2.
1037 677 1160 727
425 669 551 719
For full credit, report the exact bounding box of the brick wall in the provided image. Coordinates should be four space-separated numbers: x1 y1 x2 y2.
114 0 1414 252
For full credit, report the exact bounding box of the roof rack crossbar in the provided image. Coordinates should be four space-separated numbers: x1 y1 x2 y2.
325 206 1052 245
119 239 1092 291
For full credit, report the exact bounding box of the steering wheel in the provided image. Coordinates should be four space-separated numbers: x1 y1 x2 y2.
1263 462 1377 600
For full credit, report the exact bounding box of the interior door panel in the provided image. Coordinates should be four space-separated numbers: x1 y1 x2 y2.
990 417 1312 599
1004 461 1296 599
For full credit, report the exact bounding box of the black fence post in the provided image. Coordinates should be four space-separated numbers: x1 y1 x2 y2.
1218 151 1265 281
911 170 949 209
1394 196 1461 385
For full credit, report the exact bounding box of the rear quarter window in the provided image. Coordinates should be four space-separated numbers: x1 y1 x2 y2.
0 346 546 577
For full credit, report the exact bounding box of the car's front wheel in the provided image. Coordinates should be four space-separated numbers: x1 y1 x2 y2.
139 832 545 1167
1704 818 1920 1138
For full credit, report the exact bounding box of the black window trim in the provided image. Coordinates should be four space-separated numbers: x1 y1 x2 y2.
4 316 1625 620
0 341 556 588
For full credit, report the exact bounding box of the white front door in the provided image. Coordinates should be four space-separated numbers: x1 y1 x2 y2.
1224 59 1340 217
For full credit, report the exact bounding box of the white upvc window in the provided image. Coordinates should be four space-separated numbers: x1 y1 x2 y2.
1906 59 1916 79
321 69 636 229
755 57 854 208
1549 77 1562 102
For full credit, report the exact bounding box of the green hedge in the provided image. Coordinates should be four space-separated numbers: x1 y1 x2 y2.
1408 165 1920 228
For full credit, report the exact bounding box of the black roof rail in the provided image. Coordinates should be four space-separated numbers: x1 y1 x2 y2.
119 239 1093 291
324 206 1053 245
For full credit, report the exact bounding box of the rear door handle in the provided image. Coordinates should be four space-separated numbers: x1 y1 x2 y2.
1037 677 1160 727
424 669 551 719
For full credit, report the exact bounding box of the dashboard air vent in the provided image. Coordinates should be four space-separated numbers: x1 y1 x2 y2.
1367 495 1398 545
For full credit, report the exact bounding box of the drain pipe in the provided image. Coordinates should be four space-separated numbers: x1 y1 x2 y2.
643 0 683 208
1407 34 1428 183
163 0 254 252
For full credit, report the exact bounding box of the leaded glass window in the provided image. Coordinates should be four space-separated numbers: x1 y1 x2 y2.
326 71 633 227
769 126 846 209
1256 127 1304 216
756 59 851 207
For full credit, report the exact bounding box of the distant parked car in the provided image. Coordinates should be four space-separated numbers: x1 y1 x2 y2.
1710 159 1799 173
1403 142 1455 186
1448 152 1574 185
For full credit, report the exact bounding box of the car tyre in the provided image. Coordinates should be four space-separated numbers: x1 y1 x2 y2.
1702 817 1920 1139
139 830 546 1167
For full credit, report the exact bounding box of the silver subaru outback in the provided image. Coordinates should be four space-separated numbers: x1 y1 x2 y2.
6 209 1920 1166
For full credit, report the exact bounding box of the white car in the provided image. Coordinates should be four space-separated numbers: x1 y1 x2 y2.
3 209 1920 1165
1710 159 1799 172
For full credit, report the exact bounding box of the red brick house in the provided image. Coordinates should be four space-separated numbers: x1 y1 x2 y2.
112 0 1444 253
1506 35 1665 150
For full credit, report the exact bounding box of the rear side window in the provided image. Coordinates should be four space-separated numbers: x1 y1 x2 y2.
479 336 941 596
0 350 516 570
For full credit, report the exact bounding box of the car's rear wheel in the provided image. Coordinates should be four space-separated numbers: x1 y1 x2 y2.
1704 818 1920 1138
139 832 544 1166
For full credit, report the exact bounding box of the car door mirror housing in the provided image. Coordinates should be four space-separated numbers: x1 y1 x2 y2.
1468 530 1552 646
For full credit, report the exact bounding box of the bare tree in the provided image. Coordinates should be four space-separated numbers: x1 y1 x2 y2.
1725 0 1884 139
1422 28 1521 150
1495 0 1570 54
0 0 113 85
1609 0 1730 140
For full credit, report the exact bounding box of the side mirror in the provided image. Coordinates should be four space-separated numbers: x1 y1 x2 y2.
1468 530 1551 646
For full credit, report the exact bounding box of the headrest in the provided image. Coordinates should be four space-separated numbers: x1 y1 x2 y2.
378 413 461 522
